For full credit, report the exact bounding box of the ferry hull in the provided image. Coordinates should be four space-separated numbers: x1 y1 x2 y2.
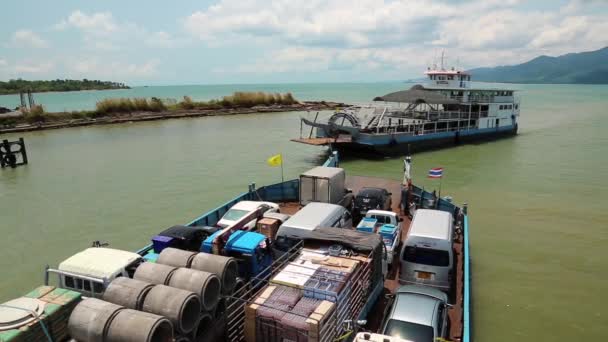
332 124 518 156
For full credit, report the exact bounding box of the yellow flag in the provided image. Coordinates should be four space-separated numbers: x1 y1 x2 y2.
267 154 282 167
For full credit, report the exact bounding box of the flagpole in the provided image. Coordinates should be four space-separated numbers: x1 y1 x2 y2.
438 175 442 199
280 156 284 183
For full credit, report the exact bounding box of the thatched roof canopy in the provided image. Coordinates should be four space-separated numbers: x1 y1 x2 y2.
373 84 459 105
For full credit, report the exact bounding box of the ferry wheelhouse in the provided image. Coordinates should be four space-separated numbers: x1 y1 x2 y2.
293 67 521 155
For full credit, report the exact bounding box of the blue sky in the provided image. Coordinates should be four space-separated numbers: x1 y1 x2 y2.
1 0 607 85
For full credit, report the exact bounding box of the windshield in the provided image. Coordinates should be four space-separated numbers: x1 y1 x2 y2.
403 246 450 267
383 319 434 342
221 209 249 222
369 214 392 224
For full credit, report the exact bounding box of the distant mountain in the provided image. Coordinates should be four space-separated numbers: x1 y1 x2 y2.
468 47 608 84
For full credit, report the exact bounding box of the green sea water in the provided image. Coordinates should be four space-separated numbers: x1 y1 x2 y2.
1 83 607 341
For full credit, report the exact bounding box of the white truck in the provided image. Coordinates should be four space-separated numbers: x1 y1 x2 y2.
356 210 402 266
299 166 353 209
45 247 143 298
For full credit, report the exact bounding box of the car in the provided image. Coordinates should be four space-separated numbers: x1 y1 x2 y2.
381 285 449 342
217 200 279 229
354 187 392 215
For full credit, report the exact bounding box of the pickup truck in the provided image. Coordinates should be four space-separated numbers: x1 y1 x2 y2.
356 210 403 266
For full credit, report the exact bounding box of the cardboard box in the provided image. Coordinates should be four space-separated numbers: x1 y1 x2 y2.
257 218 281 240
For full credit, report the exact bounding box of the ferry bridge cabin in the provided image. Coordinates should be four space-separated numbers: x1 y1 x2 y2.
423 68 520 131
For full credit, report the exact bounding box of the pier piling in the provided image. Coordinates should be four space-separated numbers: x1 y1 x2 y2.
0 137 28 168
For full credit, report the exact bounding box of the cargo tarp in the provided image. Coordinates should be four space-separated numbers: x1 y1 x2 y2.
279 227 385 291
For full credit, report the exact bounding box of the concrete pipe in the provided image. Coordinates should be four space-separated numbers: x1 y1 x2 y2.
106 309 173 342
142 285 201 335
168 268 221 311
190 253 238 294
234 278 245 294
191 312 212 341
103 277 154 310
213 298 226 320
157 248 198 268
134 262 177 285
198 316 226 342
67 298 123 342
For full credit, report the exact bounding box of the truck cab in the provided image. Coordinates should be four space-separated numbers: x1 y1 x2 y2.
357 210 403 266
45 247 143 298
202 230 272 281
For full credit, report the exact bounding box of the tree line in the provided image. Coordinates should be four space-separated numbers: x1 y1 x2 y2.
0 79 130 95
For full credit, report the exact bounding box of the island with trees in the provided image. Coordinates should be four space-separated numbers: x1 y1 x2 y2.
0 79 130 95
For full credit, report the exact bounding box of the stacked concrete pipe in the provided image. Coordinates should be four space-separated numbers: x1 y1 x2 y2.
156 248 198 268
167 268 221 312
190 253 238 295
102 277 154 310
191 312 212 341
67 298 173 342
68 298 123 342
142 285 201 335
105 309 173 342
133 262 177 285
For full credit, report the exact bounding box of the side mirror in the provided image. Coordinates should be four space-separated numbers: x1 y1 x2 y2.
385 293 395 299
387 192 392 196
398 217 404 222
345 188 353 193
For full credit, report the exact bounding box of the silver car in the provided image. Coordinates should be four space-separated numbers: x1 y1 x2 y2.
381 285 449 342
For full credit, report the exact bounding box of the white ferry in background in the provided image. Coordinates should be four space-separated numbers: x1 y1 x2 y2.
294 63 521 155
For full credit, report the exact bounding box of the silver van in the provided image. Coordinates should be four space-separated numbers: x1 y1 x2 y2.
399 209 454 292
275 202 352 250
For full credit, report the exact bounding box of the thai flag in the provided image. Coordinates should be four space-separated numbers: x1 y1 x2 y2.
428 167 443 178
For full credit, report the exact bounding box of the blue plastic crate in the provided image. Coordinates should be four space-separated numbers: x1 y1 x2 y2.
151 235 174 253
356 217 377 233
379 224 397 239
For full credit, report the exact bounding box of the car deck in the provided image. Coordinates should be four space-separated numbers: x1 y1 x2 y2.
278 175 464 341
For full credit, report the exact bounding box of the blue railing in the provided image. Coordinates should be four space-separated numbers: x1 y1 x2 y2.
463 214 471 342
323 151 340 167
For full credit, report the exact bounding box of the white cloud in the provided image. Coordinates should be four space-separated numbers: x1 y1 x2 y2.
57 10 117 35
0 59 7 67
55 11 178 51
11 30 49 48
187 0 608 75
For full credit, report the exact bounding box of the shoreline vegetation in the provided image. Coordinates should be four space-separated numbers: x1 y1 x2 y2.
0 91 346 133
0 79 129 95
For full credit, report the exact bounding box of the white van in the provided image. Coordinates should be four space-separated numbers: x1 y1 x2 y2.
399 209 454 292
275 202 352 250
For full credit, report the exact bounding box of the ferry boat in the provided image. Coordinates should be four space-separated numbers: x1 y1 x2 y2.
293 64 520 156
0 153 471 342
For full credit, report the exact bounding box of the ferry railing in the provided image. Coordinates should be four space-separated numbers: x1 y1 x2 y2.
463 212 471 342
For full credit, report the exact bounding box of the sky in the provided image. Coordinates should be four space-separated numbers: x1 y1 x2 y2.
1 0 607 85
